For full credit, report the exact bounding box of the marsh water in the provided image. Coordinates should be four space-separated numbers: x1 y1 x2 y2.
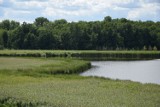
81 59 160 84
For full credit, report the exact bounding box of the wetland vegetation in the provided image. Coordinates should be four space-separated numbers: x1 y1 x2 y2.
0 56 160 107
0 50 160 60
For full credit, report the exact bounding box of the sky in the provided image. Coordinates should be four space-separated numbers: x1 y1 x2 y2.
0 0 160 23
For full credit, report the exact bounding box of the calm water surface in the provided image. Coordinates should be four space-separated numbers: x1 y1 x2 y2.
81 59 160 84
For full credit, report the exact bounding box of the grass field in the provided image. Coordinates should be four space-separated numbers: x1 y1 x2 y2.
0 75 160 107
0 57 91 76
0 57 160 107
0 50 160 60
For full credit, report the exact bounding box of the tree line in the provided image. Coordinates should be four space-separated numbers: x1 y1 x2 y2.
0 16 160 50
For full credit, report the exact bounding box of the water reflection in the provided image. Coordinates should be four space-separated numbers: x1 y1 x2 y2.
81 59 160 84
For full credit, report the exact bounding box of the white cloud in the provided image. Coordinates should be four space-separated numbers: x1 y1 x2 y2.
42 0 135 18
1 7 32 23
1 0 159 22
127 2 160 21
10 0 48 9
0 0 3 4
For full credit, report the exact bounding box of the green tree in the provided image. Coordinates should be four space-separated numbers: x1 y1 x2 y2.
24 33 37 49
37 28 55 49
104 16 112 22
34 17 49 27
10 20 20 30
0 29 8 48
0 16 160 50
61 31 72 49
156 33 160 50
0 20 10 30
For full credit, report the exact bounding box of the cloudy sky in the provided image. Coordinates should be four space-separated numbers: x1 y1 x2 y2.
0 0 160 23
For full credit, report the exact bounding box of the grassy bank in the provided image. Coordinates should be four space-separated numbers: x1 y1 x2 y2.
0 50 160 60
0 57 91 76
0 75 160 107
0 57 160 107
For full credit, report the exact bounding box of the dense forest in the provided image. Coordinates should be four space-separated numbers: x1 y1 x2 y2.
0 16 160 50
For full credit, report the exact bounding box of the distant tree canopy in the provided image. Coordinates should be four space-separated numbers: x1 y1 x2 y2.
0 16 160 50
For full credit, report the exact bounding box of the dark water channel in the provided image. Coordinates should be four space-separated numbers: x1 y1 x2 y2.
81 59 160 84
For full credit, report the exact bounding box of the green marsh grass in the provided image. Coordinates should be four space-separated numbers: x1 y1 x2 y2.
0 75 160 107
0 57 91 76
0 50 160 60
0 57 160 106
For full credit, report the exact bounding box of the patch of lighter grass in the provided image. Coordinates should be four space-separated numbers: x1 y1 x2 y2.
0 75 160 107
0 57 90 76
0 57 62 70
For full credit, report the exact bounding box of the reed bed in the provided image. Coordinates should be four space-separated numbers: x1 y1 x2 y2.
0 50 160 60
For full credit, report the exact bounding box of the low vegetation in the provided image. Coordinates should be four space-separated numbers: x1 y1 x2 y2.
0 57 160 107
0 50 160 60
0 74 160 107
0 57 91 76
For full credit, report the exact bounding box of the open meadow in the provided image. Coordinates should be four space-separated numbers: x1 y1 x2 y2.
0 56 160 107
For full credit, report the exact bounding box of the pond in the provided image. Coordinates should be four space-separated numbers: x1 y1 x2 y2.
81 59 160 84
